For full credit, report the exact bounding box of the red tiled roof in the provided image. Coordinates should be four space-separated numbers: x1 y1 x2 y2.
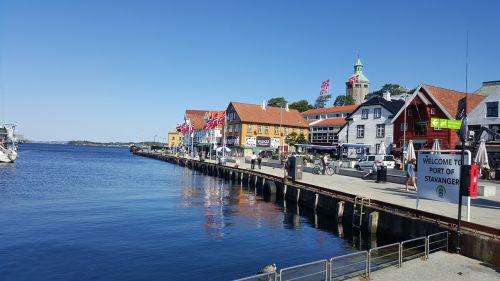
185 110 208 130
422 85 486 117
310 118 347 127
230 102 309 128
302 105 357 116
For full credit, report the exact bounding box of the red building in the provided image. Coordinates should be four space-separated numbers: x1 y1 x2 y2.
392 84 485 151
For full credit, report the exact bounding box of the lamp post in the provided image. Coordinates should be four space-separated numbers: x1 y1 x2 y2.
154 134 157 148
401 86 409 164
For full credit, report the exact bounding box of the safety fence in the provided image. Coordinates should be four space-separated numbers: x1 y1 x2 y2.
234 231 449 281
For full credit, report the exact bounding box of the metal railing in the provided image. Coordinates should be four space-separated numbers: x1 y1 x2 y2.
234 231 449 281
279 259 328 281
234 272 276 281
367 242 401 276
329 251 368 281
427 231 449 255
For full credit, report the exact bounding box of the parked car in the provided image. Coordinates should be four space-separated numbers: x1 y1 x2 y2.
354 155 395 170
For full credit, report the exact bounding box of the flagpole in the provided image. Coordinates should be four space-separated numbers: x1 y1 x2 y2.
457 31 469 254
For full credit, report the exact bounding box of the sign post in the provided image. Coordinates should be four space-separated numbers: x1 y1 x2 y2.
430 118 462 130
416 150 471 221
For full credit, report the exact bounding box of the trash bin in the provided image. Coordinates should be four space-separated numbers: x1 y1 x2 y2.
376 165 387 183
287 156 303 180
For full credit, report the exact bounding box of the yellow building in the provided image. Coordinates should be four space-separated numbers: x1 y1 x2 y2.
167 130 184 148
225 101 309 156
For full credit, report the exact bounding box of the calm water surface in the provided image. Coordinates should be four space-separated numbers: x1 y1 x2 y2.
0 144 360 280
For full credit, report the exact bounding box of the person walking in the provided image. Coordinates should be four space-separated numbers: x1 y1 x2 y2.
257 153 262 169
405 158 418 191
251 152 257 170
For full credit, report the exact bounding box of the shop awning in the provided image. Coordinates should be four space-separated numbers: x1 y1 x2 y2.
341 144 370 149
295 144 338 150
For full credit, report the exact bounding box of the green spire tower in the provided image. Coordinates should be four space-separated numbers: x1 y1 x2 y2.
346 57 370 105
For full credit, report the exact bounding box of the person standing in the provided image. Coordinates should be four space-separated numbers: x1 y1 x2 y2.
251 152 257 170
405 158 418 191
321 153 328 175
257 153 262 169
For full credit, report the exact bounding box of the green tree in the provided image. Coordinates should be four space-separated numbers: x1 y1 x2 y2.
285 132 298 146
267 97 288 108
365 84 407 100
289 100 314 112
314 94 332 108
333 95 355 106
296 133 308 144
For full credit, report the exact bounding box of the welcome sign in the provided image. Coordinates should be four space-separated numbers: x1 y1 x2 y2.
417 153 469 204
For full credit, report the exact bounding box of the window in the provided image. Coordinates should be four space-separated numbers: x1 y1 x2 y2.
275 126 279 135
361 109 369 119
285 128 289 135
414 121 427 136
235 125 240 132
300 129 304 135
374 108 382 118
258 125 262 134
400 123 408 132
265 125 269 134
375 144 380 154
292 128 296 133
229 124 233 132
430 108 436 115
357 125 365 138
376 124 385 138
486 102 499 117
247 124 252 133
407 110 412 116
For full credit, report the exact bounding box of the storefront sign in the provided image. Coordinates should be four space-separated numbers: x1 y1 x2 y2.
270 138 280 148
430 118 462 130
245 137 256 147
256 136 271 147
417 153 469 204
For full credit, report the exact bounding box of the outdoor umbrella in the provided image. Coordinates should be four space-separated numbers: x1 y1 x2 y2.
430 139 441 154
474 139 490 170
378 141 386 155
406 140 416 163
216 146 231 152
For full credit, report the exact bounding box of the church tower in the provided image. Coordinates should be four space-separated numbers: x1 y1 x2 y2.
345 57 370 105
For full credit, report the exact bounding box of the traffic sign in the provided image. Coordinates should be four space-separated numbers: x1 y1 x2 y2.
430 118 462 130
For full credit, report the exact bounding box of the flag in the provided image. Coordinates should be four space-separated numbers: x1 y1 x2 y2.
456 97 468 141
212 112 219 128
320 79 330 95
176 124 182 132
219 111 226 125
348 75 359 85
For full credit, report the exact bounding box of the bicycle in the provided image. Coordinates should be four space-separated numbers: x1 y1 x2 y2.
312 163 335 176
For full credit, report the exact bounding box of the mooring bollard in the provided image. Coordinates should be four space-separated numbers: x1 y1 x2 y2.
337 201 345 222
368 211 379 234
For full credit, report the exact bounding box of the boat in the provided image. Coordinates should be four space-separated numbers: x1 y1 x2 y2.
0 124 18 163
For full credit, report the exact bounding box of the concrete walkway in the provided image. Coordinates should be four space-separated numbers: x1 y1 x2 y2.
205 159 500 230
347 251 499 281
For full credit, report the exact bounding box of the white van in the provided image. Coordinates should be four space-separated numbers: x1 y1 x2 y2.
355 155 395 170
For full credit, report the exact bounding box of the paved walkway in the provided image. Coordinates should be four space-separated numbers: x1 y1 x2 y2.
204 159 500 230
347 251 499 281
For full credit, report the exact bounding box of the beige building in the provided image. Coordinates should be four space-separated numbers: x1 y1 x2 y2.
167 130 184 148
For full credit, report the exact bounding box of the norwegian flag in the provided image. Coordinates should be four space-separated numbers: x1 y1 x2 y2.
218 111 226 125
348 75 359 85
176 124 182 132
320 79 330 95
212 112 219 129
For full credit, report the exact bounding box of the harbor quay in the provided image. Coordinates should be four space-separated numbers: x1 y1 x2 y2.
133 151 500 280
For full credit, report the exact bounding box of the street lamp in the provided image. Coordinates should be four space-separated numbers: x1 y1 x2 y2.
154 134 158 147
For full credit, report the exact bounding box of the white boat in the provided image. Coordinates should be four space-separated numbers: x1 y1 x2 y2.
0 124 18 163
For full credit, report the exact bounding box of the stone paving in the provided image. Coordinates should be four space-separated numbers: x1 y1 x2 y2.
205 158 500 230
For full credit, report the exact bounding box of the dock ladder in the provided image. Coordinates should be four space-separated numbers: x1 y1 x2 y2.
352 196 371 229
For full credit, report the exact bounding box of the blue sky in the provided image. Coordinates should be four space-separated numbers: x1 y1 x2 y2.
1 0 499 142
